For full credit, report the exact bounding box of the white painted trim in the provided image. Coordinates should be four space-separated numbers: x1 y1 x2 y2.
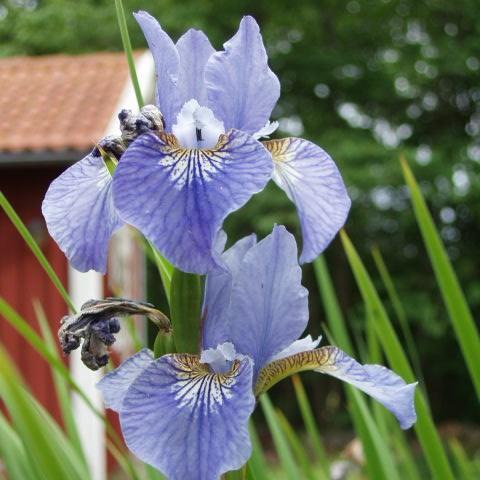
104 50 156 136
69 268 105 480
68 51 155 480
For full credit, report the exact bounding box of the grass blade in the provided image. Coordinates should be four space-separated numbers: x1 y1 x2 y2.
247 422 270 480
260 394 301 480
314 255 400 480
0 191 75 312
291 374 329 475
0 413 37 480
0 346 89 480
340 229 455 480
401 157 480 399
34 301 86 465
276 409 318 480
371 245 424 383
114 0 144 108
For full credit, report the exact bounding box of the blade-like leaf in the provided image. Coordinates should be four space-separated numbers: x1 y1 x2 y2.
260 394 301 480
401 157 480 399
340 229 455 480
314 255 400 480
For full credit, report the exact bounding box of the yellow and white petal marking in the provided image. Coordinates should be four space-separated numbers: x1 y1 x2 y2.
170 354 243 414
155 131 231 189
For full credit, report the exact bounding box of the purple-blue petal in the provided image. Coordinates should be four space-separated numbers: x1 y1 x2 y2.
264 138 351 262
113 130 272 274
134 11 180 130
120 354 255 479
205 16 280 134
226 225 309 377
96 349 153 412
176 29 215 107
41 152 123 273
316 347 417 430
202 234 257 349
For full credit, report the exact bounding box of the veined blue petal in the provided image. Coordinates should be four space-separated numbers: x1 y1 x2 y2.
202 234 257 349
227 225 309 377
205 16 280 134
134 11 180 130
120 354 255 480
176 29 215 107
113 130 272 274
264 138 351 263
42 151 123 273
315 347 417 429
96 349 153 411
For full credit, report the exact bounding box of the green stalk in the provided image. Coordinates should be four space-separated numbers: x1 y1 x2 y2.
114 0 144 108
401 157 480 399
340 230 455 480
371 245 424 384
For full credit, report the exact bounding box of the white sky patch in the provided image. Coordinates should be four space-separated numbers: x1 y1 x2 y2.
416 145 432 165
440 207 456 224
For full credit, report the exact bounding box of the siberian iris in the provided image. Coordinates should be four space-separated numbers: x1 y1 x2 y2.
97 226 417 480
42 12 350 275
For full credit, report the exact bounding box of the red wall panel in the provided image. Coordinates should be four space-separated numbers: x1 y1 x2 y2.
0 165 69 422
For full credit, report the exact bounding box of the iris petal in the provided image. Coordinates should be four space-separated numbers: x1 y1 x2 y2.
176 29 215 107
256 346 417 429
96 349 153 411
113 130 272 274
205 16 280 134
202 234 257 349
42 151 123 273
120 354 255 480
264 138 351 263
134 11 180 130
226 225 309 377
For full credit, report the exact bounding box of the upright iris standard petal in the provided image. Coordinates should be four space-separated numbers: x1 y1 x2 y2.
264 138 351 263
176 29 215 107
120 354 255 480
202 234 257 349
134 11 180 130
96 349 153 411
113 130 272 274
42 152 123 273
205 16 280 135
226 225 309 377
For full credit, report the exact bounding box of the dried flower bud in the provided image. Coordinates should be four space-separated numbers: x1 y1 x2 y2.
59 297 171 370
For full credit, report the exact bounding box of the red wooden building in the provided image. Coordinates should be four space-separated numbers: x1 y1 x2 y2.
0 51 155 479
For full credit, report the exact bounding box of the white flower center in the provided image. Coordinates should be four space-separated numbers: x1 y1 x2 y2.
200 342 236 374
172 99 225 149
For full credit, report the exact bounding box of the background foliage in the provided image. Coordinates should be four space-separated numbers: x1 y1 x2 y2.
1 0 479 435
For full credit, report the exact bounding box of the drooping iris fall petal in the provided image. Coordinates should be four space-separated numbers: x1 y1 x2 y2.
42 151 123 273
112 130 272 274
264 137 351 263
120 354 255 480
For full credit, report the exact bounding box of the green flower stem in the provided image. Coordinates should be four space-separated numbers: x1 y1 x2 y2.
114 0 144 108
169 270 203 355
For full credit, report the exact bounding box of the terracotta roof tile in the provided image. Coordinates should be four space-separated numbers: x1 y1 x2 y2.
0 52 134 153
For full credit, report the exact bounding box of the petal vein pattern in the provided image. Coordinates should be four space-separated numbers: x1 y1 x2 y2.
265 138 351 263
113 131 272 273
42 152 123 273
120 354 255 480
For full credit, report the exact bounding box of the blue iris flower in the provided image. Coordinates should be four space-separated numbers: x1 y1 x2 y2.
42 13 351 274
97 226 417 480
